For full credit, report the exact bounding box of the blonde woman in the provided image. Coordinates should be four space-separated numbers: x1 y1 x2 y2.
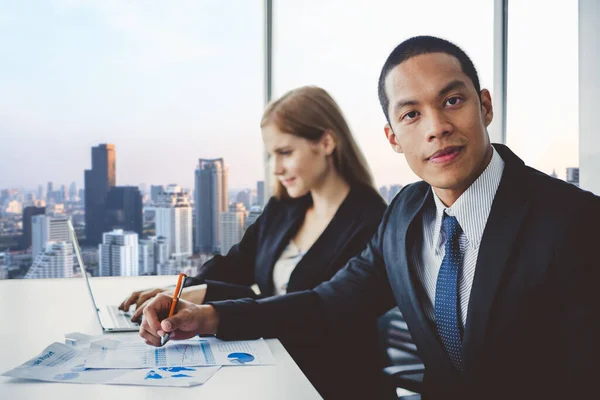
124 86 393 399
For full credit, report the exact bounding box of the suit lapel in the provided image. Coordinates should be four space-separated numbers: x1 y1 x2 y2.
287 190 359 291
256 197 307 295
462 145 530 373
388 183 458 373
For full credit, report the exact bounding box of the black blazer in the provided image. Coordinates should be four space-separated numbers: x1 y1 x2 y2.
187 184 392 400
212 144 599 400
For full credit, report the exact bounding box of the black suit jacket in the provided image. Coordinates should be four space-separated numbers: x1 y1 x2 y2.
187 184 392 400
212 144 599 399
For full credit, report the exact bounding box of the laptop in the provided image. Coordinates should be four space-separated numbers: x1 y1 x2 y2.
68 220 140 332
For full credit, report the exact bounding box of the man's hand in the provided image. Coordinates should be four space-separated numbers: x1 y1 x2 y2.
139 293 220 347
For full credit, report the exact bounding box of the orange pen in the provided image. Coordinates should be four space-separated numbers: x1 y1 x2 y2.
160 273 187 346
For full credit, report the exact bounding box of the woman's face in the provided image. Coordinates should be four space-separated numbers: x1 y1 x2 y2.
262 124 333 198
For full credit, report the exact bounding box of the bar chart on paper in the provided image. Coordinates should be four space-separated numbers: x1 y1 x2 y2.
85 338 275 369
86 341 214 369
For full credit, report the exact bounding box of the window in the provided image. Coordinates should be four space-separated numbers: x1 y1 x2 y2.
273 0 495 196
0 1 263 278
506 0 579 183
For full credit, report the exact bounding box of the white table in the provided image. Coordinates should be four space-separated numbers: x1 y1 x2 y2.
0 276 322 400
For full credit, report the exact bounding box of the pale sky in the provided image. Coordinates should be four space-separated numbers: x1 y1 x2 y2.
0 0 578 191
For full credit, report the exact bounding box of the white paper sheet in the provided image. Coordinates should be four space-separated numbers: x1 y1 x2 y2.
84 337 276 369
2 342 220 387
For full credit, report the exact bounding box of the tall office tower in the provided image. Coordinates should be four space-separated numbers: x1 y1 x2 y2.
236 189 252 209
98 229 139 277
53 185 67 203
138 238 156 275
220 203 247 255
150 185 164 204
244 205 262 230
104 186 143 237
139 236 170 276
69 182 78 201
37 185 45 202
25 242 74 279
194 158 228 253
46 182 54 203
31 215 70 259
566 167 580 187
21 206 45 250
78 189 85 204
256 181 265 207
154 185 192 258
85 144 116 245
388 184 403 203
379 186 389 203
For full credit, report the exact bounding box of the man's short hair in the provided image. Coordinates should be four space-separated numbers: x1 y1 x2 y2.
378 36 481 123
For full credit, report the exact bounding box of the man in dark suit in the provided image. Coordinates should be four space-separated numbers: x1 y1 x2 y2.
141 36 599 399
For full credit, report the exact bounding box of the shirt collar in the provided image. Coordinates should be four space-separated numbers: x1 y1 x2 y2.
431 146 505 251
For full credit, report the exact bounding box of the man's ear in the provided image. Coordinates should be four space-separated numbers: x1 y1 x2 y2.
480 89 494 127
384 124 403 154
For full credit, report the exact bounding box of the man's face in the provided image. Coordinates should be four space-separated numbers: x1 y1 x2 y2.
384 53 493 196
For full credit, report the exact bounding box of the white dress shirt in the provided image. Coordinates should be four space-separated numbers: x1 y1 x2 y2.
272 240 304 295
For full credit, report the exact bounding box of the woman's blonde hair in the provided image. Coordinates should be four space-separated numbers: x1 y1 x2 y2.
261 86 376 199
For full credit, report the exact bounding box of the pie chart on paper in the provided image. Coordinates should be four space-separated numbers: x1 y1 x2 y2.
227 352 255 364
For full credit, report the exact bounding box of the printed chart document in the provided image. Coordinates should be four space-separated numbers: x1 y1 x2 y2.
2 342 220 387
85 337 276 369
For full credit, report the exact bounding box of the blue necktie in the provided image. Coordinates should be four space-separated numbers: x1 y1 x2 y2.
434 213 464 372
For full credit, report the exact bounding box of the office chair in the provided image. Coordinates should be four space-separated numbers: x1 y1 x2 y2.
378 308 425 398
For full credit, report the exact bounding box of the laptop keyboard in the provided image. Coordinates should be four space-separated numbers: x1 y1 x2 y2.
107 305 139 329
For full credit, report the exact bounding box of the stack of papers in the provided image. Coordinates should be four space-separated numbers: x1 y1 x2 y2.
2 333 276 387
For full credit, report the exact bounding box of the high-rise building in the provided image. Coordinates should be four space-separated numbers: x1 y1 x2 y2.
21 206 45 250
138 236 169 276
220 203 247 255
388 184 403 203
244 205 262 230
104 186 143 237
236 189 252 209
566 167 579 187
158 253 188 276
37 185 45 202
139 239 156 275
46 182 54 203
25 242 74 279
53 185 67 203
69 182 78 201
31 215 70 259
379 186 389 203
256 181 265 207
85 144 116 245
98 229 139 276
154 185 192 258
194 158 228 253
150 185 164 204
